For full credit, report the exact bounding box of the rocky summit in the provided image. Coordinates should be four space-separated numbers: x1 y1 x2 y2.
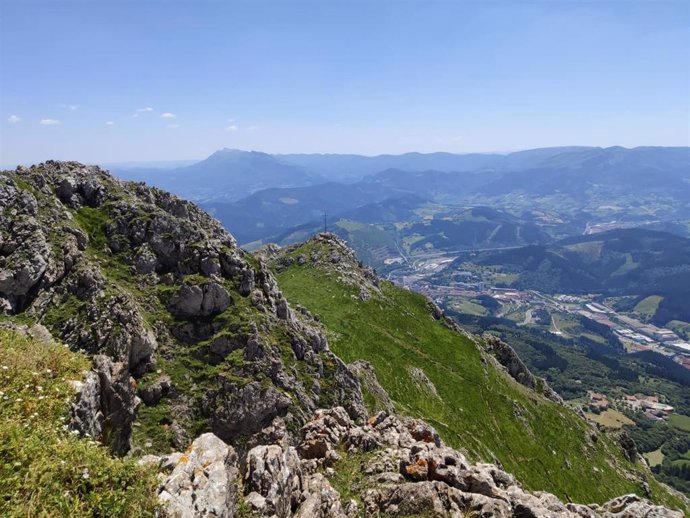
0 161 364 456
0 161 688 517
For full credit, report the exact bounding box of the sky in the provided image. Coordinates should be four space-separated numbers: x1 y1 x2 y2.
1 0 688 165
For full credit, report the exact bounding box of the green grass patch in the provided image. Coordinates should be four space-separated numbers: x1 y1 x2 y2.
634 295 663 320
327 449 377 505
0 328 158 517
585 409 634 429
448 298 488 317
644 448 665 468
666 320 690 340
272 239 666 505
73 206 110 251
668 414 690 433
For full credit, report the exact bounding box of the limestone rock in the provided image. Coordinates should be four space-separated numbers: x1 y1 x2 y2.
68 370 104 439
347 360 394 413
92 355 140 454
139 374 172 406
294 473 346 518
245 443 303 516
292 407 685 518
157 433 239 518
168 282 232 317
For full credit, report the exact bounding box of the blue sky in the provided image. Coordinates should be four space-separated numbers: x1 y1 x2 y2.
1 0 688 165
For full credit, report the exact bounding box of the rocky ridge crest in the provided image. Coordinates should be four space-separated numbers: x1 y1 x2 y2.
0 162 364 454
142 407 684 517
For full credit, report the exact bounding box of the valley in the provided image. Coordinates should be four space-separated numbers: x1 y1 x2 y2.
108 146 690 500
3 1 689 514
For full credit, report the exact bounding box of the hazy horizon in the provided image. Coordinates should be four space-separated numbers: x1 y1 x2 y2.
3 143 690 171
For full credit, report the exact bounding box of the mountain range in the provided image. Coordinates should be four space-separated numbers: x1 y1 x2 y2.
2 161 688 516
109 146 690 253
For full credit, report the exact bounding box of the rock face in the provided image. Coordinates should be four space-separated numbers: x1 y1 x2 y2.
285 408 683 518
0 162 364 455
347 360 394 413
482 333 564 404
167 282 232 317
245 443 303 516
144 407 684 518
143 433 239 518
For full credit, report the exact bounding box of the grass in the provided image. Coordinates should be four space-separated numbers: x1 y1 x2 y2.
0 328 159 517
73 206 111 251
644 448 665 467
448 298 488 317
668 414 690 433
612 253 639 276
585 409 634 429
552 313 579 332
327 449 377 505
634 295 663 321
272 238 679 506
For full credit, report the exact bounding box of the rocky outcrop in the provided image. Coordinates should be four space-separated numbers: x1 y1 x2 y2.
482 333 564 404
141 406 684 517
139 374 172 406
482 333 537 390
67 354 141 454
348 360 394 413
245 443 303 516
68 370 104 440
288 407 683 518
265 233 380 298
167 282 232 317
1 162 365 456
142 433 239 518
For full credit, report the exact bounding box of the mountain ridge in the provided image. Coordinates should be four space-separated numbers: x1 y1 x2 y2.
1 161 688 516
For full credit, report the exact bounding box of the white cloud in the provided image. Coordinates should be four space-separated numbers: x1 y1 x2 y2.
167 124 180 129
133 107 153 118
226 125 239 132
247 125 259 132
40 118 60 126
7 114 21 124
105 121 115 126
160 112 176 119
59 103 79 111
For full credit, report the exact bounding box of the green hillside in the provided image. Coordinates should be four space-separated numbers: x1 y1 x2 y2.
270 234 686 508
